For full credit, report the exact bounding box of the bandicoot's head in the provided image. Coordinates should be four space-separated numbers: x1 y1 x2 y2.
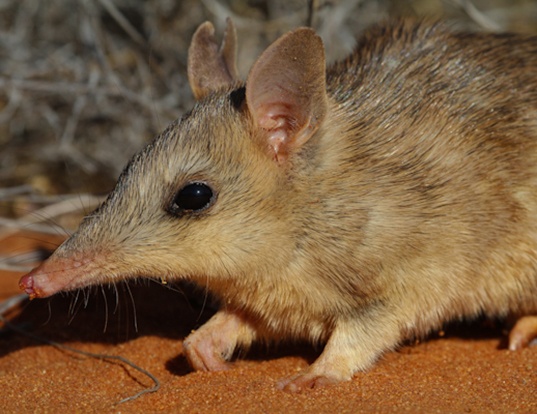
20 20 328 298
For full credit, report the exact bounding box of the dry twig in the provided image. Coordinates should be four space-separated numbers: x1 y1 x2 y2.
0 305 160 404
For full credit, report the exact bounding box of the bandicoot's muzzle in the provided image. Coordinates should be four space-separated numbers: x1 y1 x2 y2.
19 256 92 299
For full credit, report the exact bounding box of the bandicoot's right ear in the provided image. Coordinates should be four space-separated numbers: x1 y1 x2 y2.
187 18 239 100
246 28 327 165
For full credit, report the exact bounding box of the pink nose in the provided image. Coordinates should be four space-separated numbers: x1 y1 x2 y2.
17 254 96 298
19 269 38 299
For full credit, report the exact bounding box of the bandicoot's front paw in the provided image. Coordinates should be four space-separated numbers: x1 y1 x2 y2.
508 315 537 350
182 310 256 372
277 369 351 393
182 333 230 372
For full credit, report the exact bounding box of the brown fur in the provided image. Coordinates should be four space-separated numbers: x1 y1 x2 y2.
20 20 537 391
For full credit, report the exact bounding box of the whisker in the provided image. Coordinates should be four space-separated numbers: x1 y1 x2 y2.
67 293 83 325
43 300 53 326
124 282 138 333
113 283 120 314
0 250 47 272
69 290 80 316
3 194 104 241
197 275 210 323
82 287 91 308
6 209 70 240
148 278 196 313
0 217 68 239
101 286 109 333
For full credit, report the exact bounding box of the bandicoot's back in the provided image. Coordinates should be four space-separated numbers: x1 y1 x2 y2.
20 20 537 391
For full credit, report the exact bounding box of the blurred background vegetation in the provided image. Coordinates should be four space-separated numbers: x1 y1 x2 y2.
0 0 536 240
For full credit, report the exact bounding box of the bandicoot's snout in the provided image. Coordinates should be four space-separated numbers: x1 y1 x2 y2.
19 263 52 299
19 256 94 299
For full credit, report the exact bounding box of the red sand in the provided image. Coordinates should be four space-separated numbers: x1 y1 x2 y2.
1 232 536 413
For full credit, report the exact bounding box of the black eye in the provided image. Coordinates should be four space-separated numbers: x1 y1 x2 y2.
169 182 215 216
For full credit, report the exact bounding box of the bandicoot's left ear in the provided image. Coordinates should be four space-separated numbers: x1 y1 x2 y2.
188 18 239 100
246 28 327 164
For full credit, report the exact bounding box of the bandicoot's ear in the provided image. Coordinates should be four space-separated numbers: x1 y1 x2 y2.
188 18 239 100
246 28 327 164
